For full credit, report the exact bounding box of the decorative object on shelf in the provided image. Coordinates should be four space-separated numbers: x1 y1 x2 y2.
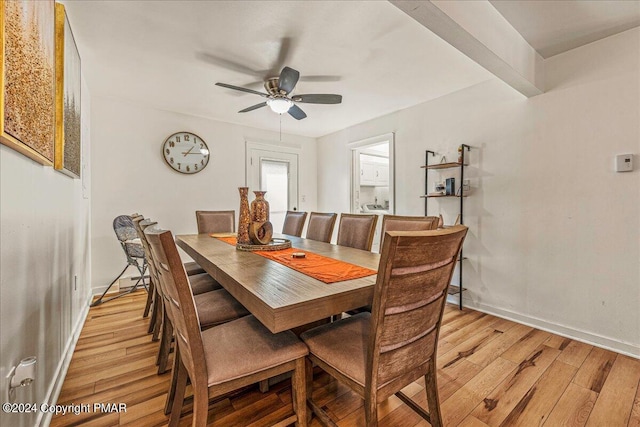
250 191 270 222
0 0 56 165
237 187 251 245
162 131 209 174
54 3 81 178
445 178 456 196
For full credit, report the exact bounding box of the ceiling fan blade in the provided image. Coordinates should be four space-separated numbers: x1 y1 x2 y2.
291 94 342 104
198 53 263 77
239 102 267 113
278 66 300 95
288 104 307 120
215 82 268 97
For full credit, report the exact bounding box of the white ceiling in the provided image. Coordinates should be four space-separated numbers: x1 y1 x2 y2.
62 1 640 138
491 0 640 58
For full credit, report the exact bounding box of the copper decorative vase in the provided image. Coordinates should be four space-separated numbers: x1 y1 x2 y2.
237 187 251 245
250 191 270 222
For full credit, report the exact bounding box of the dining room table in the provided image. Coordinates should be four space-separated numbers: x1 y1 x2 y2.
175 233 380 333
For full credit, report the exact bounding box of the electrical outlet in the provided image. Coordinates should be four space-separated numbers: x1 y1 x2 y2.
463 179 471 191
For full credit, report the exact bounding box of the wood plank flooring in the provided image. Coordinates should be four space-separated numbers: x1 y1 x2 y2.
52 291 640 426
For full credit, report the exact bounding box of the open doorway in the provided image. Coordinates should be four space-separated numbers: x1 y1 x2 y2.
349 133 395 252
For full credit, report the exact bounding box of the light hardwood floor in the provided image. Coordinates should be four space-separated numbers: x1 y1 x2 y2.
52 291 640 426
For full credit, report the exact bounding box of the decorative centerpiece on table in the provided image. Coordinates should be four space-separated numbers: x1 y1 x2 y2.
236 187 290 251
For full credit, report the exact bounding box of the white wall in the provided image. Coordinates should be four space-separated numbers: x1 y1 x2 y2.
0 79 92 426
90 96 317 290
318 28 639 356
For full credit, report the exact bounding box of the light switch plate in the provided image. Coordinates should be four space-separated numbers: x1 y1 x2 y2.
615 154 633 172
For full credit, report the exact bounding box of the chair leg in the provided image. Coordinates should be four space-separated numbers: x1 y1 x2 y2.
425 358 443 427
143 279 154 318
164 346 180 416
168 356 188 427
192 379 209 427
305 359 314 425
259 379 270 393
148 285 159 335
364 393 378 427
152 294 163 342
157 311 173 373
90 264 129 307
292 358 308 427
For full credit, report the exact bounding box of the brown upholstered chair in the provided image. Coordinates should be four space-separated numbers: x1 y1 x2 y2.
142 223 248 376
282 211 308 237
195 210 235 234
336 213 378 251
135 218 220 340
305 212 337 243
145 228 308 427
380 215 439 247
301 225 468 427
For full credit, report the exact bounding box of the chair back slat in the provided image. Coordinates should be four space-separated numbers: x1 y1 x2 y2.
145 228 208 387
305 212 337 243
282 211 308 237
196 210 235 234
336 213 378 251
368 226 467 389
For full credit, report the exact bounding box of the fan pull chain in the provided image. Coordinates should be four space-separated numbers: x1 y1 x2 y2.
279 114 282 142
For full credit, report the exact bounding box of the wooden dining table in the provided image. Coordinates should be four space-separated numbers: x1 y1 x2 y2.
176 233 380 333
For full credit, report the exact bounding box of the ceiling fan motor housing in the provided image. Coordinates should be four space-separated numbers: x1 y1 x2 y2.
264 78 285 96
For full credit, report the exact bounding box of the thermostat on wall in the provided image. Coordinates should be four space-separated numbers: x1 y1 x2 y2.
615 154 633 172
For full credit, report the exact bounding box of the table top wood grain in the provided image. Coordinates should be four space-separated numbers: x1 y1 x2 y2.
176 234 380 333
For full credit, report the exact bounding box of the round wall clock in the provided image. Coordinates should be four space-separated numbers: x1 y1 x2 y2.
162 131 210 174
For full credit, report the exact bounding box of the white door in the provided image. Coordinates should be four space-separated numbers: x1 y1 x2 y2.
246 147 299 234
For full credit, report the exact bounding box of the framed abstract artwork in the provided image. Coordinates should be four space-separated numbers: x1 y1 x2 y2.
54 2 81 178
0 0 56 165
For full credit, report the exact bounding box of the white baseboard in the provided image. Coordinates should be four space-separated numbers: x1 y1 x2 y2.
36 293 92 427
447 295 639 359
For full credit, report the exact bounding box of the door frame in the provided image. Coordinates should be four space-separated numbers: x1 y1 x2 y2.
245 140 301 211
348 132 395 215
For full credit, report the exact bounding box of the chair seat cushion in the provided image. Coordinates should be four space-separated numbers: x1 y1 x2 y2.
300 312 370 387
189 273 222 295
194 289 250 328
184 261 206 276
202 315 308 386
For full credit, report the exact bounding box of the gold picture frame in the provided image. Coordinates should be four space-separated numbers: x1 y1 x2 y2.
0 0 56 165
54 2 81 178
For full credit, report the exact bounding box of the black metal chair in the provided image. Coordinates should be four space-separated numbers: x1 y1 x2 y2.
91 215 149 306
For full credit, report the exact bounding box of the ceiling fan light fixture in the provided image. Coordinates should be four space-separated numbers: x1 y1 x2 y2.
267 98 293 114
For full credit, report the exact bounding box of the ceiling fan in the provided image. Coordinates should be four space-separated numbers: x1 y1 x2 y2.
215 66 342 120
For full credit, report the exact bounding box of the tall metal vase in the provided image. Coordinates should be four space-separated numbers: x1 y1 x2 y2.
237 187 251 245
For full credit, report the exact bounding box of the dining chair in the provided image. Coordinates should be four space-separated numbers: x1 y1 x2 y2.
195 210 235 234
336 213 378 251
145 227 309 427
380 215 439 247
301 225 468 427
282 211 308 237
305 212 337 243
135 218 221 339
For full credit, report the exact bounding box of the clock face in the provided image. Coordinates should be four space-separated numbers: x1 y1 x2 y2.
162 132 210 174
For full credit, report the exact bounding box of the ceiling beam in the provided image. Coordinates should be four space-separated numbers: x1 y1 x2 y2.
390 0 545 97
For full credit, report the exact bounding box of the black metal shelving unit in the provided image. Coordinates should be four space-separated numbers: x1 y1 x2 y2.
421 144 470 309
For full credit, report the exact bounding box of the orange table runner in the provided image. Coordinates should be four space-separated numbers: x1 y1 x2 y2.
214 236 376 284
